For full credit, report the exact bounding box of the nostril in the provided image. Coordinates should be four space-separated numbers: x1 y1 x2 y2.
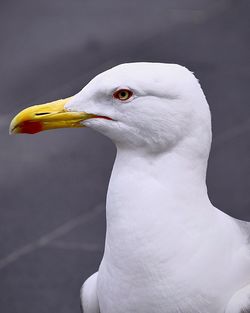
35 112 50 116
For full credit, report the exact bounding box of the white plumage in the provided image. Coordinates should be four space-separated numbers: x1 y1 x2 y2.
66 63 250 313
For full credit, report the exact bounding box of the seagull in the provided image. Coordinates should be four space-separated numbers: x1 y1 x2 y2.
9 63 250 313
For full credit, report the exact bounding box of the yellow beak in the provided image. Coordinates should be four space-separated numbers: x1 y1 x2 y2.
9 97 95 134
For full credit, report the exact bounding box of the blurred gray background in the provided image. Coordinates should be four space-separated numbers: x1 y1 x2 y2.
0 0 249 312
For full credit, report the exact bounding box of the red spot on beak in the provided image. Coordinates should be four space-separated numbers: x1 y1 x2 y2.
19 121 43 134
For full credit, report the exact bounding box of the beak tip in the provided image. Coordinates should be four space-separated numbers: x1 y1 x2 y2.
9 121 16 135
9 127 18 135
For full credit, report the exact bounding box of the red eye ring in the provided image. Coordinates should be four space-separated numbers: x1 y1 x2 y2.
113 89 133 101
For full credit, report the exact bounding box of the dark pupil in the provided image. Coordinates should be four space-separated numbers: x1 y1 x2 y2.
120 91 127 98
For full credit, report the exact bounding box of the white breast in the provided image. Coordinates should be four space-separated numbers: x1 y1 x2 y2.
96 149 250 313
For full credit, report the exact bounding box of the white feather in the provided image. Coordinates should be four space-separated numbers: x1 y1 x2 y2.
67 63 250 313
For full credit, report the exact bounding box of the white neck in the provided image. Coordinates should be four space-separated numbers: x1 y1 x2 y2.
104 145 215 264
101 143 248 313
107 145 211 218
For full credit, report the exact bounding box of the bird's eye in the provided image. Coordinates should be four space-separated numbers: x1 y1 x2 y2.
113 89 133 101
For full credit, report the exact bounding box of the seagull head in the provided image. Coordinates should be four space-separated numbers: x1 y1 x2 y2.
10 63 211 157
